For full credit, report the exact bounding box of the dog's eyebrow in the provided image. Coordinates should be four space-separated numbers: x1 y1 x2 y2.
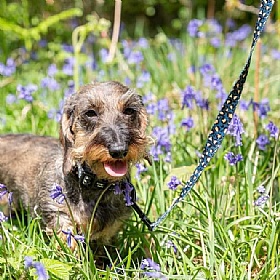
120 89 142 104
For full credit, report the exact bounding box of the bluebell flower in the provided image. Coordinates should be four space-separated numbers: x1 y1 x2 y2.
0 184 8 199
256 185 266 194
0 58 16 76
33 262 49 280
123 182 134 206
226 114 244 146
114 183 122 195
140 258 166 279
167 176 182 191
47 64 57 77
138 38 148 48
17 84 38 103
41 77 60 91
253 99 270 119
187 19 203 37
265 121 279 138
181 86 195 109
127 50 144 65
181 117 194 131
240 99 252 111
24 256 34 268
136 71 150 88
62 44 74 53
62 229 73 248
64 80 75 98
6 94 17 104
210 74 223 91
199 63 215 76
224 152 243 165
50 184 65 204
254 194 269 207
210 37 221 48
166 239 178 253
271 49 280 60
135 163 148 180
0 211 8 223
256 134 270 150
62 57 75 76
99 48 109 63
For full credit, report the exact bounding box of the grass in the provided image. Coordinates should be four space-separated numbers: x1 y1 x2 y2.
0 12 280 280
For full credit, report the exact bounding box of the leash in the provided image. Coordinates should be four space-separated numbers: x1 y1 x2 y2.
146 0 274 231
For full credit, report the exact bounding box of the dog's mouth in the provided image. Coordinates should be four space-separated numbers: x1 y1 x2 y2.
103 160 128 177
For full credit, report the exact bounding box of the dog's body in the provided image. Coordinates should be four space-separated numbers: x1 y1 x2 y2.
0 81 148 248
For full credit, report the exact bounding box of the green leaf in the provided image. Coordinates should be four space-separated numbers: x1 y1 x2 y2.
40 259 72 280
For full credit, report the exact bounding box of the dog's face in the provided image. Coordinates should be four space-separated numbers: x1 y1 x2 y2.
60 81 148 181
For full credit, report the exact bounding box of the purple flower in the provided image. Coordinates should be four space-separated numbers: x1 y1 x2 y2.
256 134 270 150
138 38 148 48
187 19 203 37
64 80 75 98
24 256 34 268
41 77 60 91
135 163 148 180
6 94 17 104
0 58 16 76
17 84 38 103
271 49 280 60
136 71 150 88
181 117 194 131
62 57 75 76
47 64 57 77
181 86 195 109
265 121 279 138
62 229 72 248
140 259 166 279
226 114 244 146
210 37 221 48
166 239 178 254
33 262 49 280
123 182 134 206
127 50 144 65
224 152 243 165
140 258 160 271
254 194 269 207
0 211 8 223
240 99 252 111
24 257 49 280
0 184 8 199
50 184 65 204
62 229 85 247
256 185 266 194
199 63 215 76
114 183 122 195
253 99 270 119
167 176 182 191
99 48 109 63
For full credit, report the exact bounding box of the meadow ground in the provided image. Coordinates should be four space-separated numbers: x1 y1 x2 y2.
0 9 280 280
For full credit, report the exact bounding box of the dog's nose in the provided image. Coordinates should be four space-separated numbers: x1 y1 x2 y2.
109 144 128 159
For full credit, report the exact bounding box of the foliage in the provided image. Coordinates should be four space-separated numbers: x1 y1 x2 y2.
0 3 280 280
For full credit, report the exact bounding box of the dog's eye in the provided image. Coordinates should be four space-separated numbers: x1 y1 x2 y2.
123 108 136 116
85 110 97 118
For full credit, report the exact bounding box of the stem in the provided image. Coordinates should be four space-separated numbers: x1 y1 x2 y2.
107 0 122 63
253 40 261 138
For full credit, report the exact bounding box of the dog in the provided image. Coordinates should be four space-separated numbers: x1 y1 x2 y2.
0 81 149 251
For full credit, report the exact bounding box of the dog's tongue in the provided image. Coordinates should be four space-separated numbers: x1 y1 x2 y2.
104 161 128 177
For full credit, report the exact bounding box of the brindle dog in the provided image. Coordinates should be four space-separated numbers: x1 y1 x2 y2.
0 81 149 252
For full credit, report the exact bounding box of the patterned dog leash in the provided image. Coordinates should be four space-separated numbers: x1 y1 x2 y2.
134 0 274 231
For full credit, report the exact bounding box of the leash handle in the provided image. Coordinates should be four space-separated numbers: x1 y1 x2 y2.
150 0 274 231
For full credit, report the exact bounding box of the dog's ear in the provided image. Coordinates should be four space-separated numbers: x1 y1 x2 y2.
60 102 76 174
60 105 75 147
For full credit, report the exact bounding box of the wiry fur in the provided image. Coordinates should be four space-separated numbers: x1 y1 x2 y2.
0 81 149 251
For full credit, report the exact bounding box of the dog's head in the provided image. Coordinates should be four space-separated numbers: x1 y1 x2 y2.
60 81 149 181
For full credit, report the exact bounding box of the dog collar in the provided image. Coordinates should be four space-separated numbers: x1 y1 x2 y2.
73 161 153 230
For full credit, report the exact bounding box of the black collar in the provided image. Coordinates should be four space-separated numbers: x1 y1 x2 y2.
73 162 153 230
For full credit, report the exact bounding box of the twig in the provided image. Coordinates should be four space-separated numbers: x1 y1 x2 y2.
107 0 122 63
